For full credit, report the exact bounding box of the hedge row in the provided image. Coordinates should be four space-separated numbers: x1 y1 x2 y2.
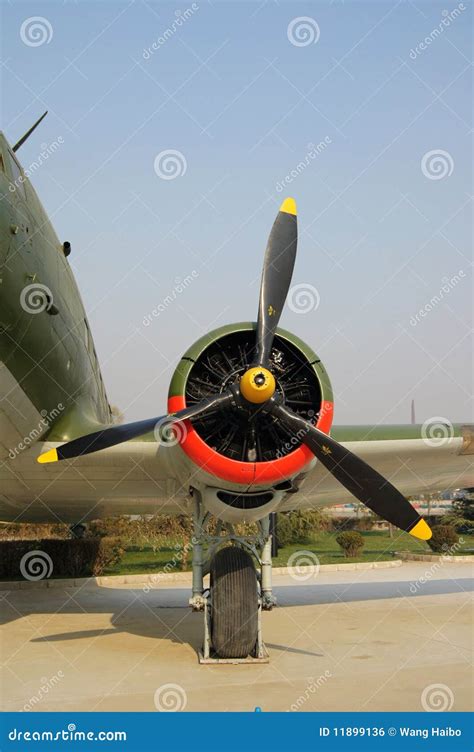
0 537 124 580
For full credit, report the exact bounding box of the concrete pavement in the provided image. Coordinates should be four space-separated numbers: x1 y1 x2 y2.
1 562 472 712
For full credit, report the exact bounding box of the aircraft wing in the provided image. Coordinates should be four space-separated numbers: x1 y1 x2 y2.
0 441 191 523
281 424 474 512
1 425 472 523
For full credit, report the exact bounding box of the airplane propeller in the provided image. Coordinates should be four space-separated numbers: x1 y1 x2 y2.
38 198 431 541
37 393 233 463
255 197 297 366
270 402 431 540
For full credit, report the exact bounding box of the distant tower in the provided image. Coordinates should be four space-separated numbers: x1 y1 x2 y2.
411 399 416 425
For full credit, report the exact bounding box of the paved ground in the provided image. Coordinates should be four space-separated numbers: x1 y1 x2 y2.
1 563 472 712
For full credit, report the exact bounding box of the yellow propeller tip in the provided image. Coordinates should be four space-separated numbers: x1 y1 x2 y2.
409 518 432 541
37 448 59 464
279 197 297 216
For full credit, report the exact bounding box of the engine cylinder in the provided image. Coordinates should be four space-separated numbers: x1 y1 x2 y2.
168 322 333 486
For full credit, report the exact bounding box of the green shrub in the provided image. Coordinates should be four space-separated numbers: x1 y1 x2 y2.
440 514 474 535
330 515 381 532
276 510 330 547
452 490 474 521
330 517 353 532
427 525 459 553
91 537 125 575
0 537 124 580
0 522 69 541
273 514 296 547
351 516 376 532
335 531 365 558
458 519 474 535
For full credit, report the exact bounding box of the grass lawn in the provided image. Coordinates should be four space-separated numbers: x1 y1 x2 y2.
104 530 474 576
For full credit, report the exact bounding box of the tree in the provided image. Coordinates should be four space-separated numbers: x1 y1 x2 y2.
452 488 474 521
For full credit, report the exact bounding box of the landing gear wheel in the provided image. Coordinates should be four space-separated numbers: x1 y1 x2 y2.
210 546 258 659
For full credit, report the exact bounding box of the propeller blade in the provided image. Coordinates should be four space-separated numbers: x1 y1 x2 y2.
255 197 298 365
37 392 233 463
271 403 432 541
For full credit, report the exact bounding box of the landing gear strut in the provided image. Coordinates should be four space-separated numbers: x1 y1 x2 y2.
189 492 274 663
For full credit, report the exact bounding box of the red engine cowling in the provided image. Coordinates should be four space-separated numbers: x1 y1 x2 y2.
168 322 334 487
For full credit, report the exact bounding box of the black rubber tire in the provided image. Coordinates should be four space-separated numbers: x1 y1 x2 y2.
210 546 258 659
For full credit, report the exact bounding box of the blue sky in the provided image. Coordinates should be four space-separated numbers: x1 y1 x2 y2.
1 0 472 424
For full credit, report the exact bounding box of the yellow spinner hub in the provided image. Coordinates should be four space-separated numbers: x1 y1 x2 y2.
240 367 276 404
